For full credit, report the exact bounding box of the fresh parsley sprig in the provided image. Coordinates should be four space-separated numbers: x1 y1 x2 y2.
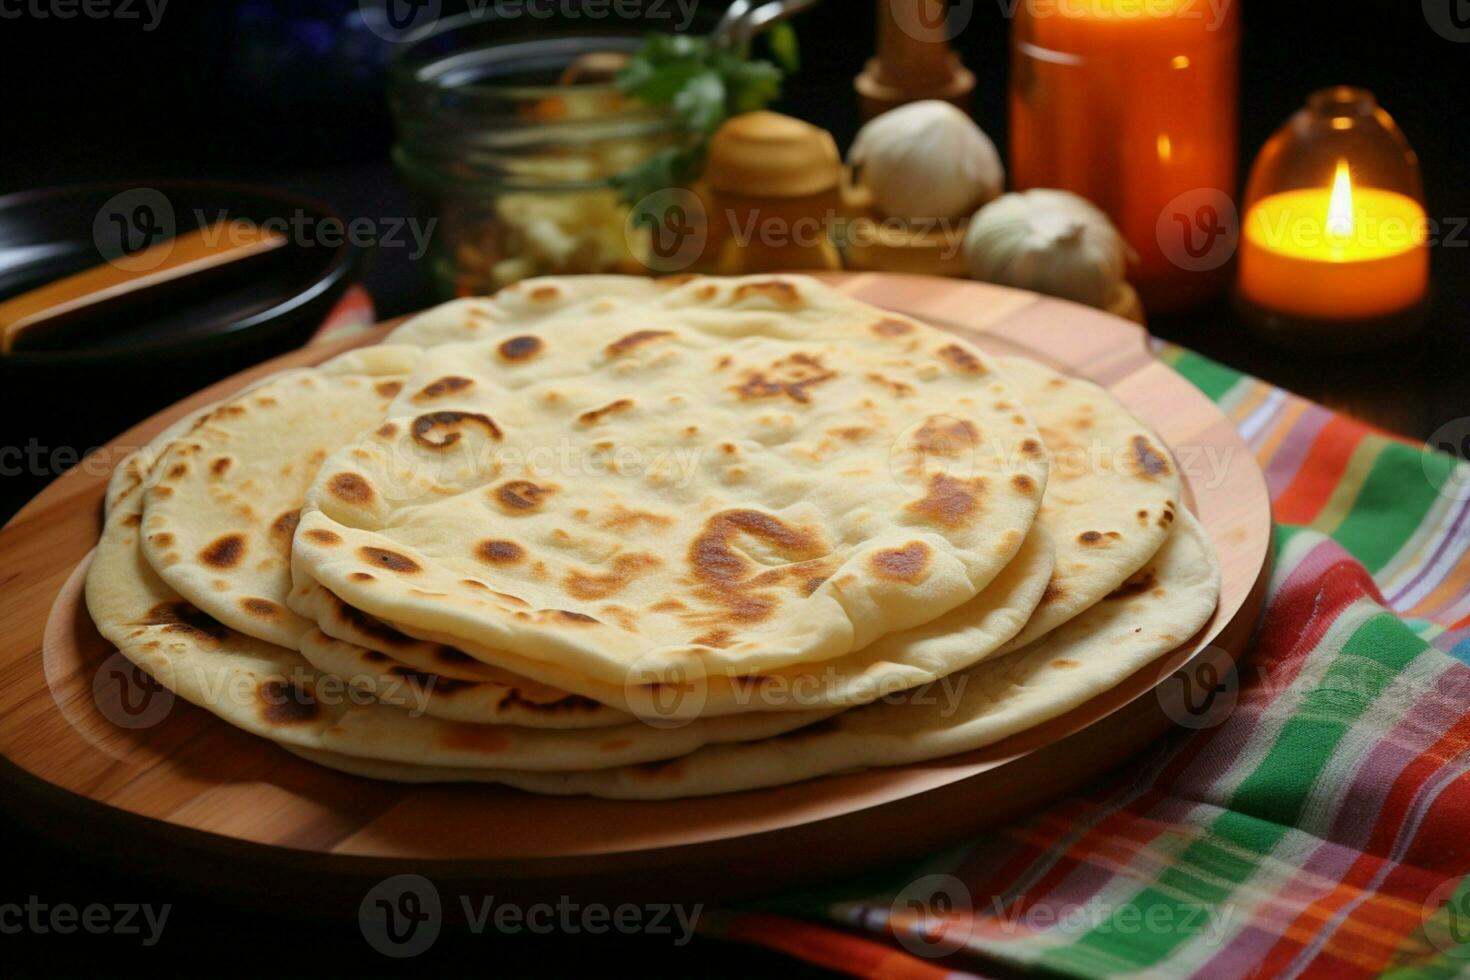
612 26 798 216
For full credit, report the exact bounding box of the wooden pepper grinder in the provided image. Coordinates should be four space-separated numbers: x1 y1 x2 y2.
855 0 975 120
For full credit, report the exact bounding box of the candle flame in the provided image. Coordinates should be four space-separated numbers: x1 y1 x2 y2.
1326 160 1354 238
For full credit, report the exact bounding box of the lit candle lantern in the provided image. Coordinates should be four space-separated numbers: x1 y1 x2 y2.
1240 162 1428 321
1236 89 1430 351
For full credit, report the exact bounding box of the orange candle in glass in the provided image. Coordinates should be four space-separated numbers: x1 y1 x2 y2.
1010 0 1240 312
1235 88 1429 351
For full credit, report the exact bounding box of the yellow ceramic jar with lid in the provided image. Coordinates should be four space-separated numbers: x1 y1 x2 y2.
699 112 843 273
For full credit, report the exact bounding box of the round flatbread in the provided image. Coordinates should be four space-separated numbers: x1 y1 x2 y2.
294 276 1049 687
383 273 883 349
285 508 1220 795
993 356 1182 653
137 346 422 648
295 628 634 729
87 485 837 770
385 275 667 347
106 405 213 518
292 526 1055 719
86 271 1223 799
389 282 1179 667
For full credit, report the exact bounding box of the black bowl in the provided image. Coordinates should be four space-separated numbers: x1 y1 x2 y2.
0 180 363 518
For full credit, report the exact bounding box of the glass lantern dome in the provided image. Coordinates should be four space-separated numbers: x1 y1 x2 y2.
1244 87 1424 204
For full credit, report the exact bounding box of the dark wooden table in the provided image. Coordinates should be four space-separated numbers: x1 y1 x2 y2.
0 804 841 978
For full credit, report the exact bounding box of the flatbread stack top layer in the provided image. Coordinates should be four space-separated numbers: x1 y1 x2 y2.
86 274 1220 799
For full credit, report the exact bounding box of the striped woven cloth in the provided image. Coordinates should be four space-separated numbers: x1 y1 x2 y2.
708 346 1470 979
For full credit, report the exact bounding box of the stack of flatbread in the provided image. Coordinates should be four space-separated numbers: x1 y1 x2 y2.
87 274 1220 799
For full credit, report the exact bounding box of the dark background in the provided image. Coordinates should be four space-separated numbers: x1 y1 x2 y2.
2 0 1467 446
1 1 1467 975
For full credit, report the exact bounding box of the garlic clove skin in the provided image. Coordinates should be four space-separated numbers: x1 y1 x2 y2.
849 101 1004 221
963 190 1132 310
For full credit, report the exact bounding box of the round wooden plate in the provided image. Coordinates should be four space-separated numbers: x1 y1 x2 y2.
0 274 1271 911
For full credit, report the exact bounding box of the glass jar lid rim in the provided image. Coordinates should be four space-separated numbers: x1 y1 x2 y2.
390 12 652 99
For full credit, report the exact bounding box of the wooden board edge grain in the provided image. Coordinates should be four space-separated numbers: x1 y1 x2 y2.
0 274 1273 904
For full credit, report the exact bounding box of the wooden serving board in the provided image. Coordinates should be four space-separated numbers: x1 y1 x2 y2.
0 274 1271 911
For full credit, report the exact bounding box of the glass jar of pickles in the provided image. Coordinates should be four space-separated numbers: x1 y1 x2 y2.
390 14 685 298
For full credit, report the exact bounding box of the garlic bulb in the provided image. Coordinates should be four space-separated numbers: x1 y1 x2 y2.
963 190 1132 309
849 101 1004 221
